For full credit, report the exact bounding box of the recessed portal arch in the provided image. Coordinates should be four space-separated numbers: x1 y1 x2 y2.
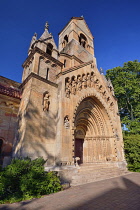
74 96 116 164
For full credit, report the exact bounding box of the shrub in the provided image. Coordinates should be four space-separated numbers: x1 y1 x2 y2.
124 134 140 172
0 157 62 203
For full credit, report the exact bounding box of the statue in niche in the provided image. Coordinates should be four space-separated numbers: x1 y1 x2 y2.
77 76 82 91
65 78 71 98
87 74 91 87
82 75 87 89
64 115 70 129
43 92 50 111
71 78 77 95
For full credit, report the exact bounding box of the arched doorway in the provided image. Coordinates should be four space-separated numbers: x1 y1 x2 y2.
74 97 116 164
75 128 85 164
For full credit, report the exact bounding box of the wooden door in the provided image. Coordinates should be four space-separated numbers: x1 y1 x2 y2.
75 138 84 164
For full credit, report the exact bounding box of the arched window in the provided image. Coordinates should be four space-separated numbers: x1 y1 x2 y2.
46 68 49 80
64 35 68 43
46 43 53 56
62 35 68 48
79 33 87 48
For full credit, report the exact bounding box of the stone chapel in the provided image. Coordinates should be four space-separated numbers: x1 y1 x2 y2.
0 17 127 184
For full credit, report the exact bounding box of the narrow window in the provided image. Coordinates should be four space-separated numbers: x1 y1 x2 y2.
46 43 53 56
64 59 66 68
46 68 49 80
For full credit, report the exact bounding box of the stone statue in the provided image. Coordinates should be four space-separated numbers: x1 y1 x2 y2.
71 78 77 95
82 75 87 89
77 76 82 91
64 116 70 129
87 74 91 87
43 92 50 111
65 78 71 98
90 73 95 87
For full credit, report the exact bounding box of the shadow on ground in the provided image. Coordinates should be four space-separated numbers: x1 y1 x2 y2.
0 173 140 210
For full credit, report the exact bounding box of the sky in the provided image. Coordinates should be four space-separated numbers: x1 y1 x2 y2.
0 0 140 83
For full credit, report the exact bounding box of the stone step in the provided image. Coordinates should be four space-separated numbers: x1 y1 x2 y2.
71 166 128 186
79 166 118 172
73 169 121 179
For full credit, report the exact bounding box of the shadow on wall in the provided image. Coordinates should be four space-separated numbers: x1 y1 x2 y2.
0 174 140 209
12 99 59 165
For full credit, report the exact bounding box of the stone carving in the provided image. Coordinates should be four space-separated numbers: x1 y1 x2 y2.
65 78 71 98
71 78 77 95
90 73 95 87
82 75 87 89
77 76 82 91
109 102 114 111
87 74 91 87
43 92 50 111
99 85 103 92
108 78 115 96
64 115 70 129
28 33 37 53
65 72 115 111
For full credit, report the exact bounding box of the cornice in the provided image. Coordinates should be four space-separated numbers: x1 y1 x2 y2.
57 60 93 77
19 72 58 89
22 47 63 68
59 53 83 64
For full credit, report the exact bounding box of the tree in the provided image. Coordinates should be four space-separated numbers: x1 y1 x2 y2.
106 61 140 172
106 60 140 134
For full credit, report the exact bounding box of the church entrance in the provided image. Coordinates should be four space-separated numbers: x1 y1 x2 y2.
74 96 116 164
75 138 84 164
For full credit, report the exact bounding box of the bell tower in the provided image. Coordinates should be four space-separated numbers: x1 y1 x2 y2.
22 22 61 83
58 17 96 69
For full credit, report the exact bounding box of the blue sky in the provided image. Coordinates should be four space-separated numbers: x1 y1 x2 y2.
0 0 140 83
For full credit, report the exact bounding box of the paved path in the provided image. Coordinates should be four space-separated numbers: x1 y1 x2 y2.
1 173 140 210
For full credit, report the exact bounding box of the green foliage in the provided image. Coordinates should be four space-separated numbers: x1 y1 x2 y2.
106 60 140 133
106 60 140 172
0 157 61 204
124 134 140 172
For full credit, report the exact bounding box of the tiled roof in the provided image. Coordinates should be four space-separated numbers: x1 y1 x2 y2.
0 84 21 99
